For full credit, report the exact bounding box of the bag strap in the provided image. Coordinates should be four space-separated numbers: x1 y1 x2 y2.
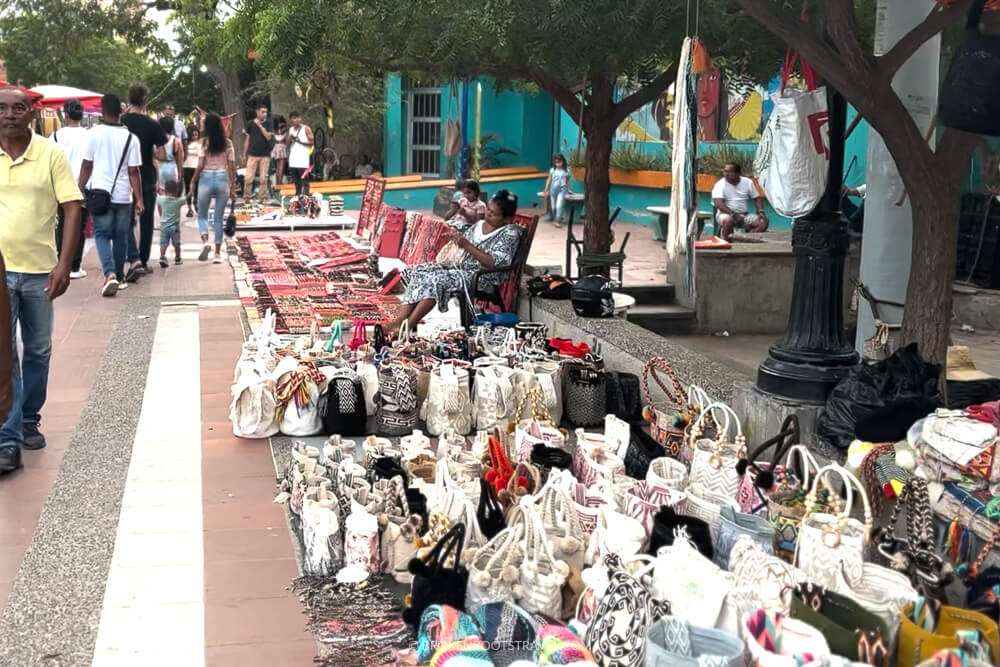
804 464 872 542
642 357 685 407
424 521 467 575
111 133 133 193
744 415 800 471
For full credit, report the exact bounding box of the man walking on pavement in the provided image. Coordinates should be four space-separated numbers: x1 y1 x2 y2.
243 104 273 204
122 83 166 282
77 94 143 299
50 98 90 279
0 85 83 469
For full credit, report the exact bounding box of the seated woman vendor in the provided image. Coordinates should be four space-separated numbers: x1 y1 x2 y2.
444 179 487 223
386 190 522 336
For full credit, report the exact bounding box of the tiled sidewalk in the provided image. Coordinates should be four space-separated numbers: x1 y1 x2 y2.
0 214 315 665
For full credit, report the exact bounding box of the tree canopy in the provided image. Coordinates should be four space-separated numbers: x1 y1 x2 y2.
232 0 782 253
0 0 165 91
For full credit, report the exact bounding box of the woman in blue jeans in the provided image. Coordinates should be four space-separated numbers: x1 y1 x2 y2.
192 113 236 264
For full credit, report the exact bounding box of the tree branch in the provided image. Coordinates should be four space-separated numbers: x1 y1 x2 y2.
611 66 677 127
733 0 861 101
825 0 874 75
877 0 973 78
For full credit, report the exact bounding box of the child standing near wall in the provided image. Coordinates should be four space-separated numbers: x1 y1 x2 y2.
543 153 571 228
157 179 185 267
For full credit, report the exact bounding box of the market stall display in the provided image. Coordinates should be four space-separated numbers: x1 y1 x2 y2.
228 300 1000 666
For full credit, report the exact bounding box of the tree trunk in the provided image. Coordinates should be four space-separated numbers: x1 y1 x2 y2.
583 123 613 261
207 64 246 163
581 73 615 264
902 188 958 366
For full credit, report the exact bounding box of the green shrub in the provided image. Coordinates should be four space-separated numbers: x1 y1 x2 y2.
698 143 756 178
610 143 671 171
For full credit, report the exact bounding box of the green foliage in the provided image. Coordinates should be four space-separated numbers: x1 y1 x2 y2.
699 143 757 178
567 143 588 169
610 144 670 172
463 132 518 172
0 0 164 91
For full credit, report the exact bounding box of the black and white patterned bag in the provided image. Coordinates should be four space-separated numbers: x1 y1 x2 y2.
377 362 419 436
321 367 368 436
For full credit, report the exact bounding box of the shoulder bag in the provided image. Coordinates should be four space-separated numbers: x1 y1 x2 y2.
86 133 132 216
403 522 469 627
897 598 999 667
641 357 688 458
767 444 830 562
788 583 890 666
795 464 872 592
320 366 367 436
464 522 525 613
743 608 832 667
645 616 744 667
737 414 800 516
714 504 775 570
623 425 666 480
585 553 671 667
940 0 1000 136
688 401 746 500
562 359 608 428
376 360 419 436
421 362 472 436
651 530 732 630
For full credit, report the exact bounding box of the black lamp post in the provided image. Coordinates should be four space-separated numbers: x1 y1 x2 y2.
755 88 859 403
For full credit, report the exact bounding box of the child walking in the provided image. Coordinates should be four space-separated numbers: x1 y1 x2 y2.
542 153 571 227
158 179 185 267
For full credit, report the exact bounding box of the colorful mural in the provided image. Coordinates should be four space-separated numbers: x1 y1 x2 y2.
614 71 789 145
615 85 672 144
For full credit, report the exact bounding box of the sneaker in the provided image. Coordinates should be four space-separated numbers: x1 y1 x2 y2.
213 253 223 264
174 257 183 265
22 423 46 450
118 281 128 291
0 444 22 473
159 258 169 269
125 263 143 283
199 244 211 261
102 276 119 297
69 269 87 280
142 265 154 274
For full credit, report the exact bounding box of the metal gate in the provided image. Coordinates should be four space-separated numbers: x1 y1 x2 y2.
407 83 442 176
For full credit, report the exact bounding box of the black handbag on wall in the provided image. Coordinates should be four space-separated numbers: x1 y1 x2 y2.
940 0 1000 136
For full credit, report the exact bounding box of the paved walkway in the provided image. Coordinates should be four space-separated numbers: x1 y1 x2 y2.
3 209 998 666
0 215 314 666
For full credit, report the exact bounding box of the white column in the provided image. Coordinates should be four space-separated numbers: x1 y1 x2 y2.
855 0 941 351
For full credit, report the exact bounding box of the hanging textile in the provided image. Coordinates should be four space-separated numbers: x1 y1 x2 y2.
665 38 699 305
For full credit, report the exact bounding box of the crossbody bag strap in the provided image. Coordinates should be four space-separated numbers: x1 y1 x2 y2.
111 133 133 190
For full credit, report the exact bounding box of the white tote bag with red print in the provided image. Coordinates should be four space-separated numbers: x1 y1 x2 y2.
754 51 830 219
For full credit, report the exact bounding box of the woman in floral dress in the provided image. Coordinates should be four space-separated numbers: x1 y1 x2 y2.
386 190 522 335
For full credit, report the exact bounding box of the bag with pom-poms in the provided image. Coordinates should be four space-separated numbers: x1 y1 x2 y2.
403 522 469 628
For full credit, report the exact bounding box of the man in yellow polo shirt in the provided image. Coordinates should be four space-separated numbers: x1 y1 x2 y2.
0 85 82 473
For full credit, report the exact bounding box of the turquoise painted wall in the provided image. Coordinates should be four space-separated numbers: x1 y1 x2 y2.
320 176 547 213
382 75 555 179
383 74 406 177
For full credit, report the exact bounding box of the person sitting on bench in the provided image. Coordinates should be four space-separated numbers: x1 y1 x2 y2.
444 179 486 224
712 162 768 241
